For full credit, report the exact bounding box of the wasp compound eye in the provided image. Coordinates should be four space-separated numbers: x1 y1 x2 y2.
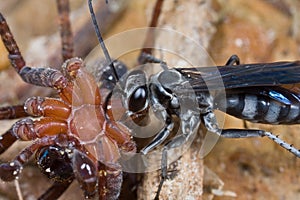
129 86 148 113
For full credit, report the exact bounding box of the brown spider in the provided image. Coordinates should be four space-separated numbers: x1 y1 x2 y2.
0 0 136 199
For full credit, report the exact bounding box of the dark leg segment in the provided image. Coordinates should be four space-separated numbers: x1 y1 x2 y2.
201 111 300 157
38 180 73 200
138 0 164 64
0 13 25 72
154 129 196 200
140 114 175 154
138 52 168 70
72 149 98 198
0 12 69 89
0 137 56 181
0 129 18 154
56 0 74 61
225 54 240 66
224 54 251 129
0 105 27 119
220 129 300 157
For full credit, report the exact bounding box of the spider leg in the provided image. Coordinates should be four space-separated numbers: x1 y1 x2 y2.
154 129 197 200
98 162 123 199
0 13 65 88
24 96 70 119
0 96 70 154
9 117 67 142
56 0 74 61
138 0 164 65
72 149 98 198
0 12 71 92
6 98 70 141
37 180 73 200
140 112 176 155
0 106 27 154
0 105 28 119
0 0 73 70
0 129 18 154
0 136 56 181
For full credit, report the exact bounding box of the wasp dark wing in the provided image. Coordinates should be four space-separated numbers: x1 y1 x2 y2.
176 61 300 91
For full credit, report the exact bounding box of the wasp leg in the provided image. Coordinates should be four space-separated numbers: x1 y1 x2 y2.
38 180 73 200
154 129 197 200
138 52 168 70
139 109 177 199
72 149 98 198
224 54 251 129
221 129 300 157
138 0 164 65
0 97 69 154
202 111 300 158
140 113 176 155
98 163 123 200
225 54 240 66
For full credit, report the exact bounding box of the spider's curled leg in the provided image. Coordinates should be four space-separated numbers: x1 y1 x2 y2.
0 136 56 181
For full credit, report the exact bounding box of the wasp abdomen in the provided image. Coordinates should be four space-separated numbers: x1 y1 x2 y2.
214 87 300 124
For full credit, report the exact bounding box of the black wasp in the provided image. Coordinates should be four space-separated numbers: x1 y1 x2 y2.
87 2 300 200
114 53 300 198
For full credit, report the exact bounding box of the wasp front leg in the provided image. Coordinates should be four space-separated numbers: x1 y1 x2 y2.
141 76 202 199
153 115 200 200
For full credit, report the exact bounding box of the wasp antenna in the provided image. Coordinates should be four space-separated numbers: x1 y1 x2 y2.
88 0 119 81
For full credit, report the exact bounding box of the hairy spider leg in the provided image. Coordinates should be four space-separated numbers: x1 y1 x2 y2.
0 1 136 198
0 106 29 154
0 10 72 153
0 136 58 181
0 105 28 120
56 0 74 61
